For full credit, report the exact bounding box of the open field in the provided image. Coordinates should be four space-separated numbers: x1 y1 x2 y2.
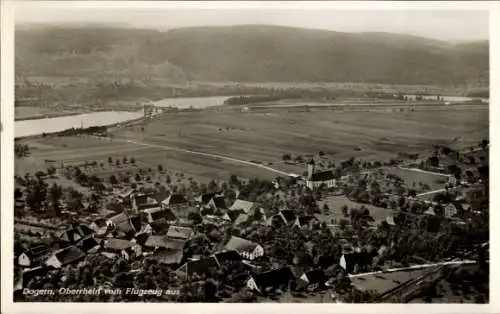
317 195 394 224
16 105 488 184
384 167 449 191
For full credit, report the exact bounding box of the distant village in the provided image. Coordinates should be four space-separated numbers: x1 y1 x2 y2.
13 138 489 303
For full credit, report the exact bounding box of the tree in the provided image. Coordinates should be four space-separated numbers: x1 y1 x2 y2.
109 175 118 185
188 212 203 225
47 166 57 177
122 156 128 164
14 143 30 158
158 164 163 172
130 157 136 164
48 183 63 216
116 159 120 166
135 174 142 182
108 157 113 164
341 205 349 217
282 154 291 161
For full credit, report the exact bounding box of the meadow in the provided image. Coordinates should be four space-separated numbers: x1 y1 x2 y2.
16 105 488 184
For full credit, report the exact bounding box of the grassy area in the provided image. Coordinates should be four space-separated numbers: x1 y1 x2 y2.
16 106 488 185
317 195 394 224
384 167 449 191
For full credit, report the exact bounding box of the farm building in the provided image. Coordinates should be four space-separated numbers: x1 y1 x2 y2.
305 159 336 190
18 244 51 268
45 246 86 268
176 256 220 279
89 218 108 236
147 249 184 266
143 207 177 224
297 269 328 291
58 225 94 245
229 199 262 215
293 215 319 230
246 267 294 294
224 236 264 260
143 235 187 251
131 192 159 212
102 238 142 260
76 236 101 253
162 194 188 209
166 225 194 240
106 213 142 235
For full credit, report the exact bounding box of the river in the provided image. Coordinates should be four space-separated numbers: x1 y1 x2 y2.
15 96 232 138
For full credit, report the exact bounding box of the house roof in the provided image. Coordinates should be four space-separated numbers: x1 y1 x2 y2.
23 244 51 260
76 236 100 252
149 249 184 265
280 210 296 224
251 267 294 289
301 269 328 284
149 218 170 233
144 235 187 250
297 215 317 226
163 194 187 206
229 199 259 214
104 238 134 251
59 225 94 243
197 193 217 205
224 236 260 252
213 250 243 265
211 196 227 209
91 218 107 228
53 246 86 265
146 207 177 222
108 213 140 234
309 170 335 182
180 256 220 277
167 226 194 240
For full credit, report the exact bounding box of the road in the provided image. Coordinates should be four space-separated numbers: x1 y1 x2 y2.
114 138 291 177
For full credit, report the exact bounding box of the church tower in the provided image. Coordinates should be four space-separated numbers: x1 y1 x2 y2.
307 159 315 179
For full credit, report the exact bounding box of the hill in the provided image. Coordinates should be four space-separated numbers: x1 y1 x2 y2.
15 25 489 85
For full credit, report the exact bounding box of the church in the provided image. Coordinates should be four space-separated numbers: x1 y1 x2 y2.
305 159 336 190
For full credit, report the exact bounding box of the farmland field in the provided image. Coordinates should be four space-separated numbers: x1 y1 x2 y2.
317 195 394 224
384 167 450 191
16 105 488 184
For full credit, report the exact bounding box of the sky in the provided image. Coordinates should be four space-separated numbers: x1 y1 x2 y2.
13 2 490 42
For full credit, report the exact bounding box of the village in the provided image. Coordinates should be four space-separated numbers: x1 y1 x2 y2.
13 130 489 303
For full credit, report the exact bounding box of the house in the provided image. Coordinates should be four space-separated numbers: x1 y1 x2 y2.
268 210 297 227
148 218 170 234
58 225 94 245
18 244 51 268
166 226 194 240
227 210 249 227
76 236 101 253
102 238 142 260
213 250 243 267
294 215 319 229
131 192 159 212
45 246 86 268
229 199 261 215
162 194 188 209
246 267 294 294
144 235 187 251
305 159 336 190
444 203 458 218
208 196 227 211
148 249 184 266
195 192 217 207
89 218 109 236
106 213 142 235
224 236 264 260
176 256 220 279
297 269 328 291
463 184 487 211
144 207 177 224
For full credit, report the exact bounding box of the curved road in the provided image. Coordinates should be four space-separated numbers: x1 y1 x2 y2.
115 138 291 177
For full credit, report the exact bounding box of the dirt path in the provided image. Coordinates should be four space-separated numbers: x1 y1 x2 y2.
114 138 291 177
